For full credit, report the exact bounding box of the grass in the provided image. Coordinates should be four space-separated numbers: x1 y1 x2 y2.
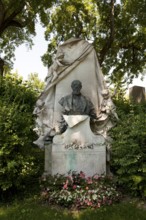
0 197 74 220
0 197 146 220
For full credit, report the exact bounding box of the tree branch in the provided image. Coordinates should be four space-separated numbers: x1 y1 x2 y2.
0 0 5 27
8 20 24 28
0 57 4 77
0 2 25 36
99 0 115 66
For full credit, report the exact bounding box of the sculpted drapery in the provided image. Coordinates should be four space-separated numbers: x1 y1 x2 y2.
33 38 112 148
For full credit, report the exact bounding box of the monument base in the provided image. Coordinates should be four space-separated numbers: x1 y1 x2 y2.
51 144 106 176
44 115 107 177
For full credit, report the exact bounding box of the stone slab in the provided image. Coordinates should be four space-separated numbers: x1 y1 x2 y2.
51 144 106 176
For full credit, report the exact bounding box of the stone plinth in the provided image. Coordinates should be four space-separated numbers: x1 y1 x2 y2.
51 144 106 176
50 115 106 176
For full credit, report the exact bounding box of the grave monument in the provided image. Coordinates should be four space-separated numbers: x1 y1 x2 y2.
129 86 145 103
33 38 118 176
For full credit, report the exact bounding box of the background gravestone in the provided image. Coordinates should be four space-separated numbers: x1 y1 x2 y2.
129 86 145 103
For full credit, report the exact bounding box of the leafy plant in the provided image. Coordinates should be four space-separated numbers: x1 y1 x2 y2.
0 73 44 197
110 98 146 198
40 171 121 209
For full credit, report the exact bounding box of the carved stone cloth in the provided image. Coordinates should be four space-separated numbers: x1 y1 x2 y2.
34 38 107 146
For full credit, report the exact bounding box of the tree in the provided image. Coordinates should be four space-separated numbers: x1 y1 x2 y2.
1 0 146 83
27 73 45 92
0 0 56 72
42 0 146 83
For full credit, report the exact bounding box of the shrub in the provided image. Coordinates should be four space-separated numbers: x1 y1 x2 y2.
40 171 121 209
0 73 44 196
111 98 146 197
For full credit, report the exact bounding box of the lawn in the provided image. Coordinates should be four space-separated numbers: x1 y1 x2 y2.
0 197 146 220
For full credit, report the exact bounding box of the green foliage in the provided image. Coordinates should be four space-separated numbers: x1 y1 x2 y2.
111 98 146 197
0 0 56 64
40 171 120 209
1 196 146 220
42 0 146 83
42 0 99 66
0 73 43 195
27 73 45 92
0 197 75 220
1 0 146 83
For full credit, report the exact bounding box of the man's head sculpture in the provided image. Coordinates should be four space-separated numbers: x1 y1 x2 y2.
71 80 82 95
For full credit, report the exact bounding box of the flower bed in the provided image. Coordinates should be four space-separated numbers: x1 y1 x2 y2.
40 171 121 209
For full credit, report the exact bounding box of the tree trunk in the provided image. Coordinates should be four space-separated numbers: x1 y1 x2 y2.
0 58 4 76
99 0 115 66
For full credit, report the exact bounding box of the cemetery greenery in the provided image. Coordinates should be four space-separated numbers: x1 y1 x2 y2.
1 72 146 209
39 94 146 208
0 0 55 69
0 0 146 83
1 197 146 220
0 0 146 211
111 96 146 198
42 0 146 83
0 73 44 198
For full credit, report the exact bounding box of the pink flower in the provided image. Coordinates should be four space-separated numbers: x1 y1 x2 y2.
97 202 101 208
63 183 68 189
63 179 68 189
93 174 99 180
85 199 89 204
87 177 93 184
73 185 77 189
87 201 92 206
80 171 85 178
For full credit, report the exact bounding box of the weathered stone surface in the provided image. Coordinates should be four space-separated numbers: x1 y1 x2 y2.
44 142 52 175
33 38 118 177
63 115 88 128
53 116 105 146
129 86 145 103
52 116 106 176
33 38 108 146
51 144 106 176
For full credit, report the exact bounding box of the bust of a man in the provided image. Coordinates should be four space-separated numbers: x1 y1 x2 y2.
59 80 97 119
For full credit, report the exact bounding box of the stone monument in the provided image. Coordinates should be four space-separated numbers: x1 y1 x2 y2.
129 86 145 103
33 38 118 176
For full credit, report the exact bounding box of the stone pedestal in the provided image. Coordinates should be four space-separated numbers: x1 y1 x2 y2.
49 115 106 176
51 144 106 176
